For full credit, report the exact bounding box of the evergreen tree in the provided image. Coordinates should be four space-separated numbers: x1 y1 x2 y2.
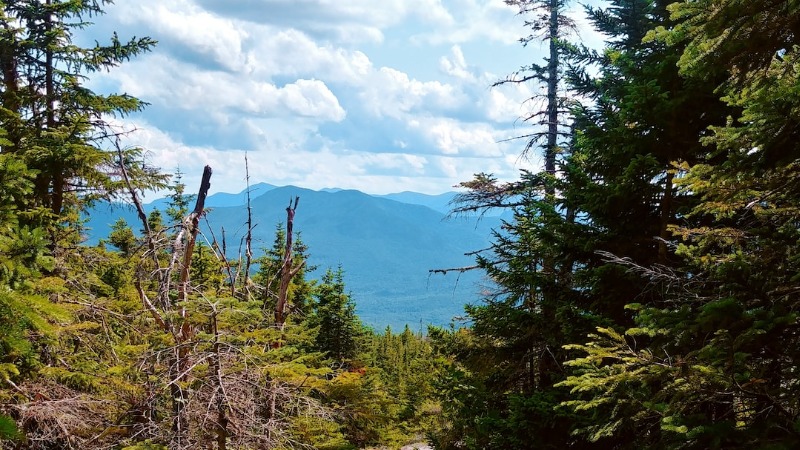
165 169 194 225
253 223 315 320
311 267 361 362
0 0 163 227
438 0 733 447
434 1 583 447
498 0 575 174
108 217 135 256
0 4 164 446
560 1 800 448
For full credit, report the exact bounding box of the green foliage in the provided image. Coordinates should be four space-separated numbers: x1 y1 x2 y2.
555 1 800 449
254 223 315 316
322 326 441 448
0 225 53 287
310 267 362 361
0 414 19 441
6 0 800 449
108 218 136 256
189 242 225 293
165 170 194 224
0 0 165 226
433 0 800 448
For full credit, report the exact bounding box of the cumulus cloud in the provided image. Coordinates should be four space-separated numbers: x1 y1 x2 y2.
440 45 477 82
119 120 455 196
195 0 454 41
482 84 537 123
411 0 524 45
359 67 465 119
113 0 249 72
85 0 598 195
111 55 345 122
408 117 503 157
246 28 374 83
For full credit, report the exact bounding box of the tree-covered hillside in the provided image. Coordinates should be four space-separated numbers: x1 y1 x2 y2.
3 0 800 449
0 2 443 449
83 185 497 329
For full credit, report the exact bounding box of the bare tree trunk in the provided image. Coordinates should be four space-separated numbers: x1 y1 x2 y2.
123 161 214 446
43 0 65 216
658 171 674 264
275 196 302 331
266 197 302 439
210 307 228 450
545 0 559 193
539 0 562 389
244 154 254 300
172 165 213 439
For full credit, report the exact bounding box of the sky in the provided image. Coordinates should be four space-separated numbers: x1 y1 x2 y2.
86 0 606 197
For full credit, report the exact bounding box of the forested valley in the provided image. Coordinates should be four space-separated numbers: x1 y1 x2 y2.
2 0 800 449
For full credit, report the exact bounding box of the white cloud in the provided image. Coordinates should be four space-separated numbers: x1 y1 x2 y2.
412 0 524 45
278 79 347 121
195 0 455 36
119 120 443 196
440 45 476 82
85 0 603 196
360 67 465 119
482 84 537 123
111 55 344 123
115 0 250 72
247 28 374 83
411 117 502 157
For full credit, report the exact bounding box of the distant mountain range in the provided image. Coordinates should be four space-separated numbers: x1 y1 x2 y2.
84 185 503 329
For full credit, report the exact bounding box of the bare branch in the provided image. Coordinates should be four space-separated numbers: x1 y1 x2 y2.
429 265 480 275
134 279 168 331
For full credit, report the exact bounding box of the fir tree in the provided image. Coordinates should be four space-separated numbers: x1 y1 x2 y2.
559 1 800 447
311 266 362 362
0 0 164 226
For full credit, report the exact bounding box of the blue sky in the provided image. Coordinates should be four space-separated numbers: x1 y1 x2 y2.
88 0 605 196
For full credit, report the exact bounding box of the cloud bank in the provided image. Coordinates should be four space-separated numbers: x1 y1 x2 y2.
87 0 602 196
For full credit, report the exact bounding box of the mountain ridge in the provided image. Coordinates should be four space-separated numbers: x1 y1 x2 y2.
84 184 497 329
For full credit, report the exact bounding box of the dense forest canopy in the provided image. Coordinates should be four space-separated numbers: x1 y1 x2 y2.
1 0 800 449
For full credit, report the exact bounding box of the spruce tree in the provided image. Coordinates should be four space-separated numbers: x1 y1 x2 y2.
559 1 800 447
311 266 361 362
0 3 164 446
0 0 163 226
438 1 584 447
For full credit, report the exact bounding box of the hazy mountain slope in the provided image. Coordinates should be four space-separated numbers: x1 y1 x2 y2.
83 186 498 329
145 182 277 211
375 191 458 214
206 186 493 328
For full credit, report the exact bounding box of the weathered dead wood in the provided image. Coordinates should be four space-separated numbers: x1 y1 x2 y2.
428 265 479 275
275 196 303 331
123 164 213 444
244 153 254 298
171 165 213 440
207 302 229 450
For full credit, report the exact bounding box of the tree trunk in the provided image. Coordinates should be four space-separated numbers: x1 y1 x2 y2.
0 25 20 153
658 171 674 264
545 0 559 195
210 309 228 450
172 165 213 442
275 196 301 331
539 0 562 389
44 0 64 216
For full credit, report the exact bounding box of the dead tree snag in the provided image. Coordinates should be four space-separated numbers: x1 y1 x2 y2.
275 196 303 332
